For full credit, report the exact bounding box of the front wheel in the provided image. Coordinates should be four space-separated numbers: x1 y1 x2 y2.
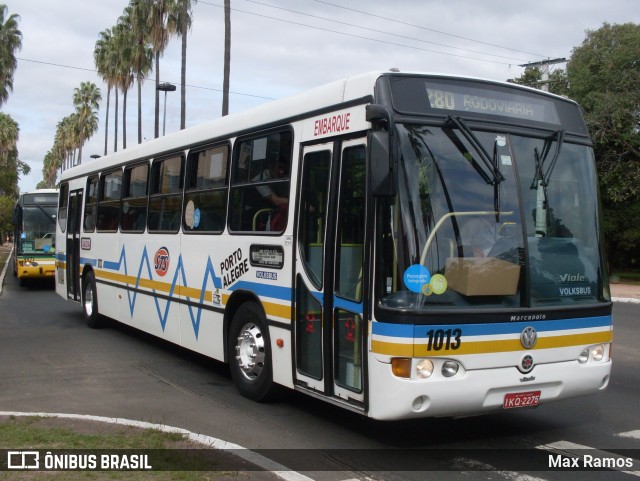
228 303 277 401
83 271 105 328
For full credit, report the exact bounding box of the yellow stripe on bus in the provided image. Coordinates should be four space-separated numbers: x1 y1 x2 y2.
94 269 213 302
373 330 613 357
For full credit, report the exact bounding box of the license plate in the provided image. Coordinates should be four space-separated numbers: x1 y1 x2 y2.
503 390 541 409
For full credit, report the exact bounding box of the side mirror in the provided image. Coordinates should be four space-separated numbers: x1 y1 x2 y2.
366 104 397 197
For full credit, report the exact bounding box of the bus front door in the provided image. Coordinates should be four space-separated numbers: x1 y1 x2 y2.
295 139 367 406
66 190 83 301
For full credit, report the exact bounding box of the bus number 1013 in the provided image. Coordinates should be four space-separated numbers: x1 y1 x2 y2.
426 328 462 351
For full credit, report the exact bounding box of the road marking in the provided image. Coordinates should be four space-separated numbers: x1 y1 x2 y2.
0 411 314 481
537 440 640 477
452 457 548 480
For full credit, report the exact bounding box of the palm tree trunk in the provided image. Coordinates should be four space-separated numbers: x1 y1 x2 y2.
137 78 142 144
104 87 111 155
222 0 231 116
180 0 188 130
114 86 119 153
123 88 128 149
155 51 160 138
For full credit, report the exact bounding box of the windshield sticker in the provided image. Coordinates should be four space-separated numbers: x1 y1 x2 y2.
404 265 448 296
404 265 431 293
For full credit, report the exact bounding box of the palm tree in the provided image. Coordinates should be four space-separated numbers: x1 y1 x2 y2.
148 0 177 138
0 4 22 107
0 112 28 198
94 29 116 155
175 0 195 129
126 1 154 144
72 81 101 165
222 0 230 116
112 22 135 150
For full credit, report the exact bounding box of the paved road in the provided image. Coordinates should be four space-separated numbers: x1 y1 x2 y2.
1 258 639 480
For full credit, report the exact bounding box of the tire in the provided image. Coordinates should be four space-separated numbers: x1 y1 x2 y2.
228 302 277 401
83 271 105 328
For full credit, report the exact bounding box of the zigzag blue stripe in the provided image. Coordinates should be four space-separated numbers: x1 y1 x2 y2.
103 245 223 339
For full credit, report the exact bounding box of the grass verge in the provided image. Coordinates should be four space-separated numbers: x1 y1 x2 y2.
0 416 262 480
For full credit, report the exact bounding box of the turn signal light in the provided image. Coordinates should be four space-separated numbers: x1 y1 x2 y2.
391 358 411 378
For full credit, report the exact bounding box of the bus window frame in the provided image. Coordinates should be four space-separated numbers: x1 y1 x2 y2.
183 142 231 235
96 168 123 232
228 126 294 234
121 161 150 234
148 152 185 234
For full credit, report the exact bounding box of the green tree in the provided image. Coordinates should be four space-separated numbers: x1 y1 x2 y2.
176 0 195 129
567 22 640 202
94 28 116 156
0 194 13 245
508 66 568 96
566 22 640 270
0 112 29 198
0 4 22 106
112 21 134 150
148 0 178 138
126 1 154 144
72 81 101 165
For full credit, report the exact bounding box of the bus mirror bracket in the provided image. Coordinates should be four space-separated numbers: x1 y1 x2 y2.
366 104 397 197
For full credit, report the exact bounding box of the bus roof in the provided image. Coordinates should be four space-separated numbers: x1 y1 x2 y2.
60 70 575 181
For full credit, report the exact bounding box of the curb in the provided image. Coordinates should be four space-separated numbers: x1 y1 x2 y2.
0 244 13 296
0 411 313 481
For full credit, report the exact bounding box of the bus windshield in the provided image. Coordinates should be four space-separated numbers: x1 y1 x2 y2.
18 205 57 254
378 123 606 311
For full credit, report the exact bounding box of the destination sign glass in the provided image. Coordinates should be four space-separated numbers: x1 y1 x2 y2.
23 193 58 205
390 77 561 125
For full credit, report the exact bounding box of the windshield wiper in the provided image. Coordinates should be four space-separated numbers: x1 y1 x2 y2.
531 129 565 236
445 116 505 186
530 129 565 189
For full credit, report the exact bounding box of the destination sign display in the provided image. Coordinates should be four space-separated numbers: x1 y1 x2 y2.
390 77 561 125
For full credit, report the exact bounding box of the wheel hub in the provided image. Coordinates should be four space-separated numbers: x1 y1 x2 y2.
235 323 265 380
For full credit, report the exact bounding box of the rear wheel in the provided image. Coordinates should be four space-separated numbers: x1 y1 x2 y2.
83 271 105 328
228 303 277 401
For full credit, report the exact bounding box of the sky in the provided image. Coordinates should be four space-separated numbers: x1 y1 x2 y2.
2 0 638 193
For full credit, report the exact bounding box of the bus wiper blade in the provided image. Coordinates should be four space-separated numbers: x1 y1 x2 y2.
530 129 565 189
445 116 505 186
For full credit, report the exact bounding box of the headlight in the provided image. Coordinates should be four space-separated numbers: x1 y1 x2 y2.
579 344 606 363
442 360 459 377
592 344 605 361
416 359 434 378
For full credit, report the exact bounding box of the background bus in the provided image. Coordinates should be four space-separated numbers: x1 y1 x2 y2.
13 189 58 284
55 71 612 420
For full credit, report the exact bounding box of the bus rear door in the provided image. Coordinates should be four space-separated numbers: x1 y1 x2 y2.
66 189 83 301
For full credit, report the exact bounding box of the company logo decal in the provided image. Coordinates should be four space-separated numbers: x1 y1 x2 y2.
520 326 538 349
154 247 170 276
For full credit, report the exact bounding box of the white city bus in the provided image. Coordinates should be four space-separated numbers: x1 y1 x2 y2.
56 71 612 420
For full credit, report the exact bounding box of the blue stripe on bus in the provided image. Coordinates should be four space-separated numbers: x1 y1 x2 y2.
229 280 291 301
79 257 97 266
373 315 612 338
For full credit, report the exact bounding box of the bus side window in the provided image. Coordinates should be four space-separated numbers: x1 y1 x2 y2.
58 183 69 233
121 163 149 233
229 130 292 232
97 169 123 231
184 144 229 233
83 176 98 232
149 154 184 233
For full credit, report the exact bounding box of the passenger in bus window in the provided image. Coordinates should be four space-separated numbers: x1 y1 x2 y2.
254 156 288 207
